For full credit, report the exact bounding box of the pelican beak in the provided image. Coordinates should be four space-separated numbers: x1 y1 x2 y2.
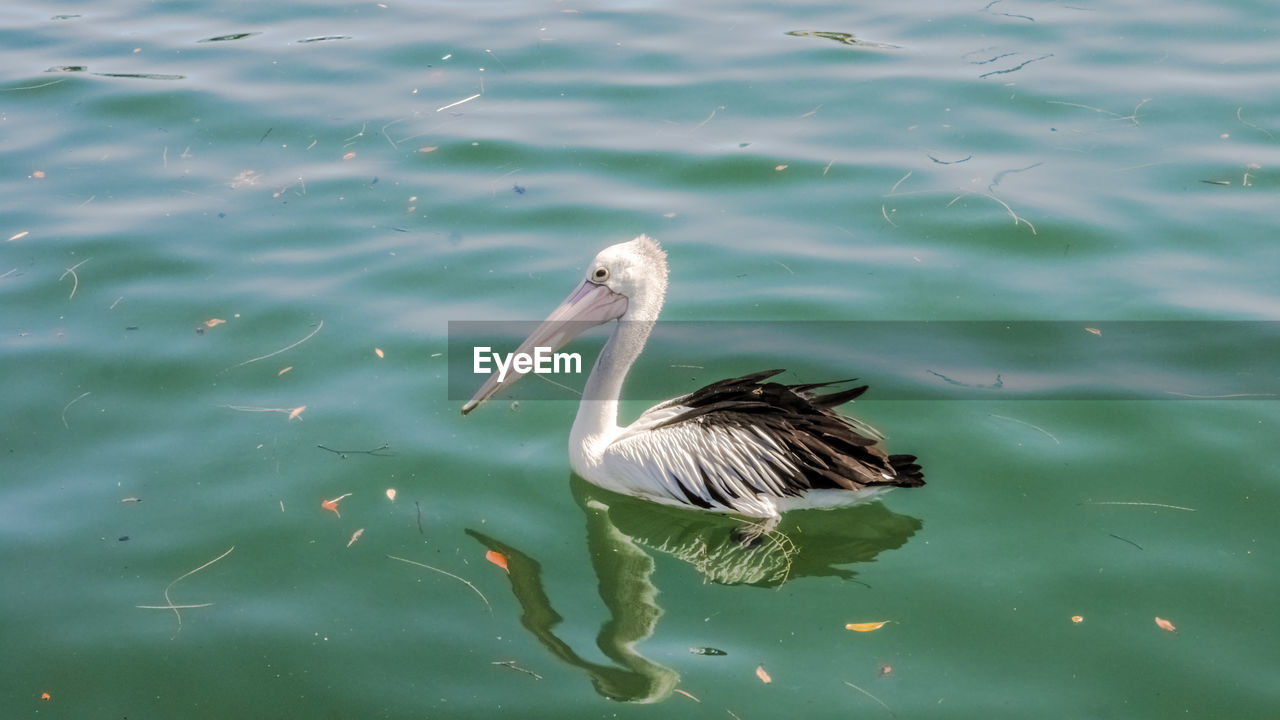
463 280 628 414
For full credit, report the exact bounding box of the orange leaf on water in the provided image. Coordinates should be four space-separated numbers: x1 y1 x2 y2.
41 692 51 701
673 688 700 702
322 492 351 517
375 347 384 358
845 621 890 632
288 405 306 420
205 318 226 327
343 152 356 160
385 488 397 501
278 366 293 376
485 550 509 572
1071 615 1084 624
755 665 772 684
1155 617 1176 632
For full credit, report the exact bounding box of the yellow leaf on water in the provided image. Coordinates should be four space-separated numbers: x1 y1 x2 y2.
755 665 772 684
1071 615 1084 624
845 621 890 632
1155 616 1176 632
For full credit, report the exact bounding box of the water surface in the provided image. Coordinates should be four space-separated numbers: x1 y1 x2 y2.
2 0 1278 717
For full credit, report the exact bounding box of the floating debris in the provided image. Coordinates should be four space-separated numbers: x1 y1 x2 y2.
485 550 509 572
785 30 901 50
198 32 261 43
321 493 352 517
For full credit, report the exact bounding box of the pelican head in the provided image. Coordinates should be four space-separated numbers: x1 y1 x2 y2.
463 235 669 414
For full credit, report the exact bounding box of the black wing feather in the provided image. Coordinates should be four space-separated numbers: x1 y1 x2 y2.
654 369 924 492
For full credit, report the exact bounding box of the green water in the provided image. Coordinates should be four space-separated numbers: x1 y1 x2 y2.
3 0 1278 717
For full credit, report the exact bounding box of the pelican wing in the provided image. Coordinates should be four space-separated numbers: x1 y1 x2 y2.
600 371 923 515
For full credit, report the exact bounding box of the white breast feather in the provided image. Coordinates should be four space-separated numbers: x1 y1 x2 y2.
599 406 804 516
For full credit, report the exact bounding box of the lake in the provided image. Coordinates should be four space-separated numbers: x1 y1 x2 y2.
2 0 1278 717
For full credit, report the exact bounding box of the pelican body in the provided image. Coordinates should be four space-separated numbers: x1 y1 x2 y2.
463 235 923 518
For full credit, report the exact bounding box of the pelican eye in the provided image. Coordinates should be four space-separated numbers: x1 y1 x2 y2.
592 266 610 282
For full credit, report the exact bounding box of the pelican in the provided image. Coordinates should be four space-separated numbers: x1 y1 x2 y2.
463 235 924 518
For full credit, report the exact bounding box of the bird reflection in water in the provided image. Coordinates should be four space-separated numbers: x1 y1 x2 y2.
467 475 921 703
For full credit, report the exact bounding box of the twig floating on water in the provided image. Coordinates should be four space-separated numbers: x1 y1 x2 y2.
844 680 896 717
62 391 91 429
1080 501 1196 511
60 258 91 299
888 170 912 194
141 545 235 635
988 413 1059 445
881 203 897 227
1 77 68 92
224 405 307 421
947 191 1037 235
1236 106 1275 140
979 53 1053 79
492 660 542 679
387 554 492 613
222 320 324 373
1163 391 1276 399
317 443 394 459
436 93 480 113
1109 533 1143 550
